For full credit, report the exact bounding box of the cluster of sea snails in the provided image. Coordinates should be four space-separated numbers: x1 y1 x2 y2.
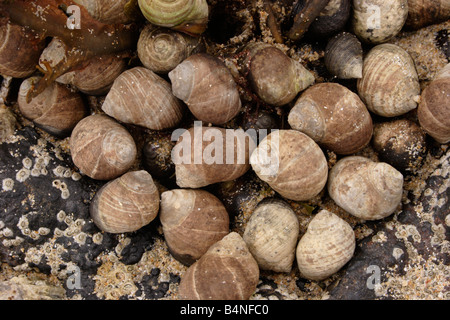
0 0 449 300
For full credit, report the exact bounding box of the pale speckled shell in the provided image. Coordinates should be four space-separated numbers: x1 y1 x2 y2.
90 170 160 234
357 44 420 117
243 198 299 273
328 156 404 220
160 189 230 265
102 67 184 130
70 114 137 181
417 63 450 144
168 53 241 125
74 0 131 24
352 0 408 44
288 83 373 155
178 232 259 300
325 32 363 79
250 130 328 201
296 209 355 281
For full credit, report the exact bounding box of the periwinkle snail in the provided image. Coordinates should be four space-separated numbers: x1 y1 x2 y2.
308 0 351 38
73 0 132 24
405 0 450 30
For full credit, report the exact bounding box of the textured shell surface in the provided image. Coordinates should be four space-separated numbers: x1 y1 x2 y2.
102 67 184 130
325 32 363 79
328 156 404 220
243 198 299 273
70 114 137 181
74 0 131 24
309 0 351 37
90 170 160 234
160 189 230 265
357 43 421 117
168 53 242 125
352 0 408 44
296 209 355 281
288 82 373 155
178 232 259 300
173 126 255 188
250 130 328 201
405 0 450 30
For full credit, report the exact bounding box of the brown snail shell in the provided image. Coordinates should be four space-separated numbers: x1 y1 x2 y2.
250 130 328 201
160 189 230 265
288 83 373 155
296 209 355 281
0 105 16 143
90 170 160 234
417 63 450 144
70 114 137 180
178 232 259 300
18 76 86 137
102 67 184 130
324 32 363 79
168 53 241 125
357 44 421 117
328 156 404 220
242 43 315 107
0 23 45 78
137 24 204 74
243 198 299 273
372 119 427 173
73 0 131 24
173 126 255 188
404 0 450 30
309 0 351 38
352 0 408 44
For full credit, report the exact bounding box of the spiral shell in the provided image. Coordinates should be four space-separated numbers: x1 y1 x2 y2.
102 67 184 130
325 32 363 79
288 83 373 155
417 63 450 144
173 126 255 188
160 189 230 265
90 170 159 234
137 24 203 74
178 232 259 300
309 0 351 38
74 0 131 24
405 0 450 30
243 198 299 273
169 53 241 125
70 114 137 180
352 0 408 44
0 23 44 78
18 76 86 137
296 209 355 281
250 130 328 201
137 0 209 35
242 43 315 107
328 156 404 220
357 44 421 117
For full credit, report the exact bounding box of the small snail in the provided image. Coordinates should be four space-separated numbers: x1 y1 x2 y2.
328 156 404 221
250 130 328 201
73 0 132 24
70 114 137 181
102 67 185 130
137 0 209 35
288 83 373 155
372 119 427 173
168 53 242 125
173 125 255 188
160 189 230 265
417 63 450 144
352 0 408 44
243 198 299 273
324 32 363 79
90 170 160 234
296 209 355 281
357 44 421 117
404 0 450 30
178 232 259 300
241 43 315 107
308 0 351 38
0 23 45 78
137 24 204 74
18 76 87 137
142 131 176 183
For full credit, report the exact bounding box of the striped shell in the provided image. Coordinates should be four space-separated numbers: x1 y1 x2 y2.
160 189 230 265
296 209 355 281
74 0 131 24
70 114 137 180
102 67 184 130
357 44 420 117
325 32 363 79
90 170 160 233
